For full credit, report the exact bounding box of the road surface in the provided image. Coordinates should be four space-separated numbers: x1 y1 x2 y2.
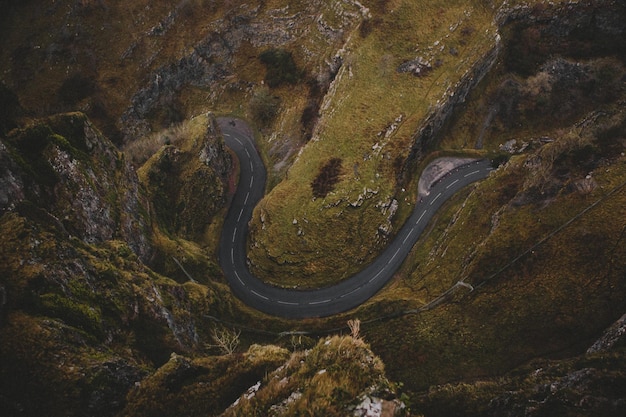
218 119 492 319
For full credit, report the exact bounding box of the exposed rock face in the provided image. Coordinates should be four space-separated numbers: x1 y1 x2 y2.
0 223 220 416
397 57 433 77
0 113 239 417
486 314 626 417
486 366 626 417
221 336 405 417
139 113 232 241
400 36 501 184
120 1 365 142
587 313 626 354
122 346 290 417
402 0 626 184
0 140 25 210
1 112 152 261
202 115 233 181
415 313 626 417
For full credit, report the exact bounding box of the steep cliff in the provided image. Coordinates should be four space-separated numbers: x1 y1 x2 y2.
0 1 625 417
138 113 232 242
0 113 238 416
1 112 152 261
415 313 626 417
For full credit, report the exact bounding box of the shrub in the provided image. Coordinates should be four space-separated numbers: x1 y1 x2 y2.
249 87 280 127
300 99 319 141
259 48 301 88
123 123 187 165
311 158 343 198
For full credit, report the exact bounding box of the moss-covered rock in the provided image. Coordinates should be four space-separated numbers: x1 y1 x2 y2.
123 345 290 417
414 319 626 417
222 336 405 417
2 112 152 261
138 113 232 242
0 113 241 416
0 311 148 417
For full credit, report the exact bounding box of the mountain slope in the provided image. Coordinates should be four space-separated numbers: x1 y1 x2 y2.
1 0 625 416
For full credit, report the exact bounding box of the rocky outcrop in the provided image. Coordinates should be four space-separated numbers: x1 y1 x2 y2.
401 0 626 185
397 56 433 77
415 314 626 417
587 313 626 354
400 36 501 185
120 1 365 142
0 113 238 416
139 113 232 241
0 140 26 211
497 0 626 37
484 314 626 417
122 346 290 417
1 112 152 261
221 336 405 417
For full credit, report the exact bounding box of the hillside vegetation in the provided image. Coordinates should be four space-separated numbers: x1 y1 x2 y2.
1 1 625 416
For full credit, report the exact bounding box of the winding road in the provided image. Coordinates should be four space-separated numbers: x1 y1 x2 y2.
218 119 492 319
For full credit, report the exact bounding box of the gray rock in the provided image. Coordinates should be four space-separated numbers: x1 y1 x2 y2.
397 57 432 77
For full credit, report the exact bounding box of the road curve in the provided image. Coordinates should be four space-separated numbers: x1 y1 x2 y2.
218 119 492 319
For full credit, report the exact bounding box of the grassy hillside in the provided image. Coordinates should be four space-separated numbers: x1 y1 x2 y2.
247 0 501 287
0 0 364 144
1 0 626 416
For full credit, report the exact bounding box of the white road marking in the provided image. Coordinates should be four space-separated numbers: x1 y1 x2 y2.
369 268 385 283
340 287 361 298
309 299 331 305
251 290 269 300
224 133 231 137
446 179 459 189
277 300 299 306
402 229 414 244
234 271 245 286
222 141 493 314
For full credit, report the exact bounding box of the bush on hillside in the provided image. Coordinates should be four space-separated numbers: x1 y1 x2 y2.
259 48 301 88
311 158 343 198
249 87 280 127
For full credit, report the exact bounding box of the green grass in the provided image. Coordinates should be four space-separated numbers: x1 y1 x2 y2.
222 336 396 417
361 123 626 392
2 1 626 414
246 0 501 287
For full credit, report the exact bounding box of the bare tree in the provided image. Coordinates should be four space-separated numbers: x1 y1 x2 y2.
348 319 361 340
209 326 241 355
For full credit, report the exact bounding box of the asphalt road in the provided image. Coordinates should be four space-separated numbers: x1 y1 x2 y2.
218 119 492 319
